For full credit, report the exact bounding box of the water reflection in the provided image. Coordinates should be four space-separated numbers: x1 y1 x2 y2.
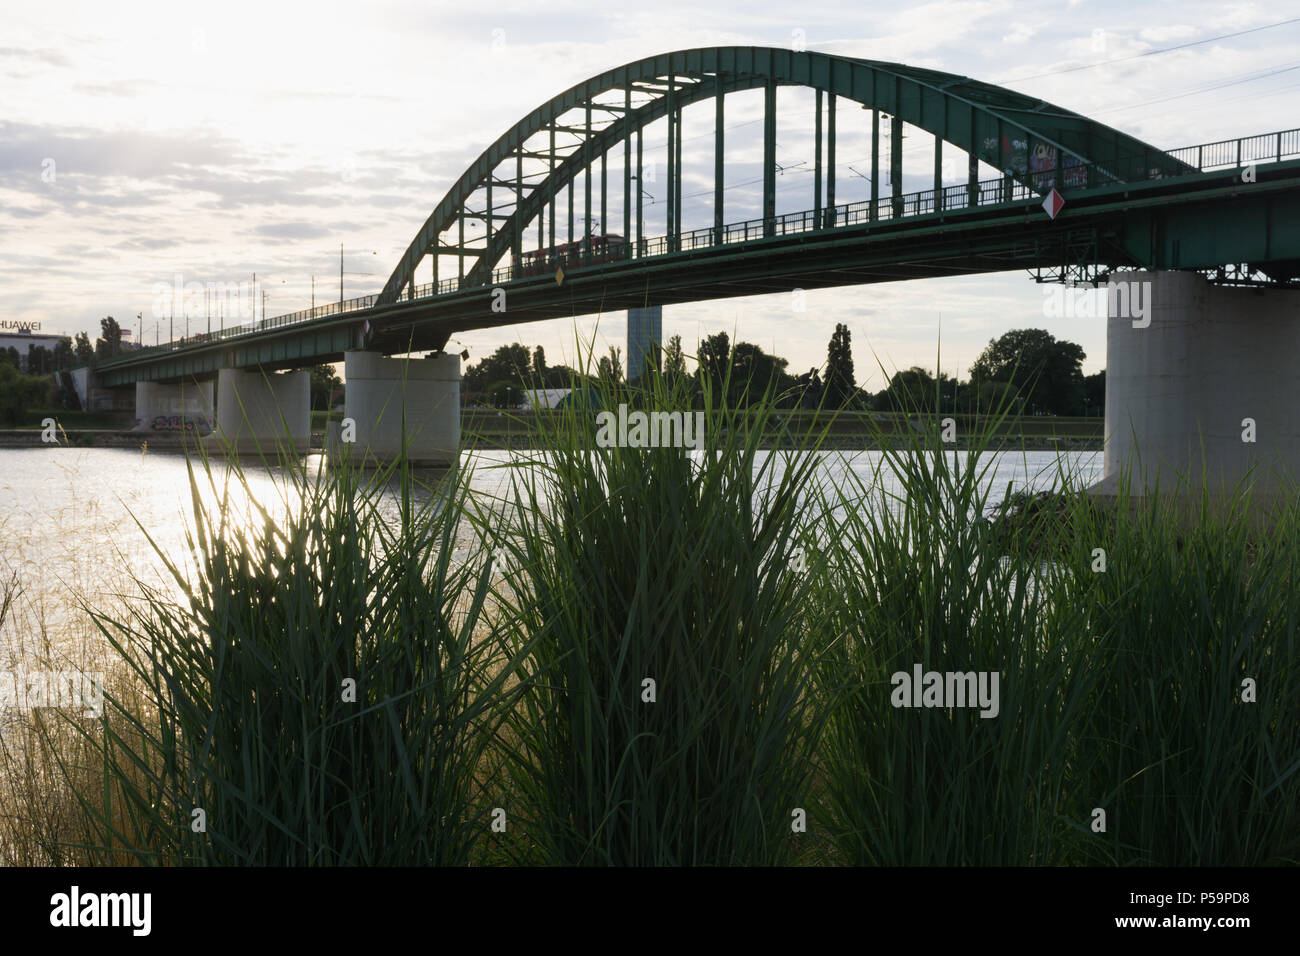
0 445 1100 660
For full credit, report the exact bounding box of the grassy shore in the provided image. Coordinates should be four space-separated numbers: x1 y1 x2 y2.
0 372 1293 866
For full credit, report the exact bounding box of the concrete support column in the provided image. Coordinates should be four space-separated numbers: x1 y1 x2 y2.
133 380 215 431
1091 269 1300 504
333 351 459 467
206 367 310 454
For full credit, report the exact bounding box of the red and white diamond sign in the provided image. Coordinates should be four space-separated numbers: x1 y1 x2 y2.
1042 189 1065 219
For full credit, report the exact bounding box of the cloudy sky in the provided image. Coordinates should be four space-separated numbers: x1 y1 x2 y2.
3 0 1299 387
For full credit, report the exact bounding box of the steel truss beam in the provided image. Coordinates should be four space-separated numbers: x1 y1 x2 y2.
380 46 1193 304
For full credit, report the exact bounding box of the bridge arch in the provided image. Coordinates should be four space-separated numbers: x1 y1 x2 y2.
378 46 1187 305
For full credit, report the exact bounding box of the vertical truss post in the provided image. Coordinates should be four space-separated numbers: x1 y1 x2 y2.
763 79 776 237
458 211 465 284
636 124 644 255
826 93 836 226
513 149 522 276
870 107 879 222
624 87 632 248
891 112 903 218
933 133 942 212
714 78 724 243
486 170 493 281
998 119 1013 202
548 123 556 254
584 101 592 261
600 149 607 248
667 74 677 251
674 106 682 240
568 178 574 251
968 109 978 207
814 89 823 226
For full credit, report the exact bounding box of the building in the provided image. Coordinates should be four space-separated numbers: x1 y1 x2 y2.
627 306 662 380
0 323 69 371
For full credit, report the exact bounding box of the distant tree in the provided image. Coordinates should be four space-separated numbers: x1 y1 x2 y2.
730 341 795 405
25 345 51 375
52 336 75 370
544 363 587 390
697 331 731 402
971 379 1026 415
969 328 1086 416
597 345 623 386
95 316 123 360
532 345 547 381
0 347 18 369
308 364 343 410
487 380 524 409
463 343 531 394
0 362 47 426
795 367 823 409
663 335 688 390
73 332 94 365
1083 369 1105 416
824 323 856 408
874 366 937 411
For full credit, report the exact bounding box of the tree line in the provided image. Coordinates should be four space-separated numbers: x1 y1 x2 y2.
462 325 1104 416
1 314 1104 425
0 317 133 425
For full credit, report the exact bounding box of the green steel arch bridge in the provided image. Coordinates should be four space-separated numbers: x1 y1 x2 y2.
96 46 1300 387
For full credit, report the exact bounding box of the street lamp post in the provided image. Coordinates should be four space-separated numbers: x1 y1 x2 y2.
339 246 378 308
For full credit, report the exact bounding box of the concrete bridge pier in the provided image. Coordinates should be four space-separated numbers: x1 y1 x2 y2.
1089 269 1300 508
133 379 215 430
205 367 311 454
329 351 460 467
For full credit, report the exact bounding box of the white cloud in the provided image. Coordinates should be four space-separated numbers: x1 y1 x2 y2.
1 0 1295 375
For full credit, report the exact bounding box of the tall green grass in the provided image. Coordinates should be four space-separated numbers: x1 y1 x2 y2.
1065 479 1300 865
9 348 1297 867
810 391 1300 865
810 402 1102 865
53 446 525 865
483 362 834 865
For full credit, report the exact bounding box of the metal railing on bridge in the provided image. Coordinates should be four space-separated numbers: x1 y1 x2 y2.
101 126 1300 369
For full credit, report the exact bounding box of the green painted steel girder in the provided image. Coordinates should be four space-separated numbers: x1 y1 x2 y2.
378 46 1186 305
1118 188 1300 272
95 322 358 386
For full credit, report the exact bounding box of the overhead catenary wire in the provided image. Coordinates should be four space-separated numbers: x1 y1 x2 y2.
1003 16 1300 82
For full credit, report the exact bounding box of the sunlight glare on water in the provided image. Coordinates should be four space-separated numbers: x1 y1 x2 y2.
0 445 1100 664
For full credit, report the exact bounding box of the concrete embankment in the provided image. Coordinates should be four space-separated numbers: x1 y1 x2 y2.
0 429 1102 453
0 429 214 450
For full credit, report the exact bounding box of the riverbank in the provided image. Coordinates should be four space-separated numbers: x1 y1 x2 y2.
460 431 1102 451
0 427 1103 453
0 408 1104 452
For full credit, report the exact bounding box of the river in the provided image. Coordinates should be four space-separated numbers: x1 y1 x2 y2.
0 445 1102 664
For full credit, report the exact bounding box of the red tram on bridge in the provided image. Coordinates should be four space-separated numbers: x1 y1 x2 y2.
512 233 628 277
